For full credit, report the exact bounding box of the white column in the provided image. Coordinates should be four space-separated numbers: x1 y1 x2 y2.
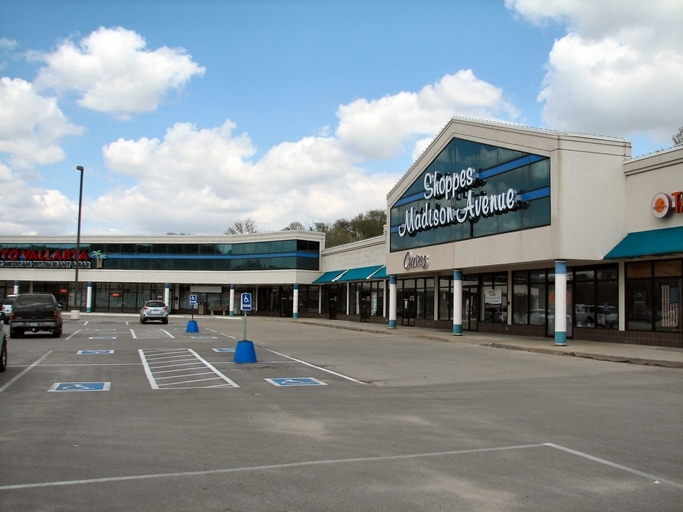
389 276 397 329
86 282 94 313
293 284 299 319
453 270 463 335
555 260 567 346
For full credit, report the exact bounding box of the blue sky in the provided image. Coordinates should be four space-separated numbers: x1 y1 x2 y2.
1 0 682 236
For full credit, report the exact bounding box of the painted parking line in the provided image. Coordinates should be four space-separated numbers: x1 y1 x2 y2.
78 350 114 355
8 442 680 493
49 382 111 392
265 348 364 384
139 348 239 389
213 348 235 353
89 336 117 340
266 377 327 387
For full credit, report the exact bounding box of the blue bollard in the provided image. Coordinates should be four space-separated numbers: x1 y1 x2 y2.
186 320 199 333
233 340 257 363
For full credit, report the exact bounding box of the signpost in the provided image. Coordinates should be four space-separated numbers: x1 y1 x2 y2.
186 294 199 333
241 292 251 339
190 294 198 319
234 292 257 363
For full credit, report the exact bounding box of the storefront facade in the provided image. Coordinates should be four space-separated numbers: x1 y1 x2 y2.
1 118 681 347
0 232 325 318
383 118 682 347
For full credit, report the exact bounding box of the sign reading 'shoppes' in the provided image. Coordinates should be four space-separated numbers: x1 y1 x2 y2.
397 167 520 237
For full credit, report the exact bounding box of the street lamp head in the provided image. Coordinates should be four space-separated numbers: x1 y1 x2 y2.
76 166 84 171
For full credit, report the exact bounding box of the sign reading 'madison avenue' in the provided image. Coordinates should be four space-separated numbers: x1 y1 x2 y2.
397 167 520 237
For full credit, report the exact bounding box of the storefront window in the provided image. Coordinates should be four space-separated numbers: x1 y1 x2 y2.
529 271 546 325
512 271 528 324
627 260 681 332
481 273 508 323
400 278 436 320
573 266 618 329
438 277 452 320
627 278 653 330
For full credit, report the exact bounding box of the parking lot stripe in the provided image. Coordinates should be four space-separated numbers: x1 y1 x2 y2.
2 442 681 491
0 443 547 490
544 443 683 490
0 351 52 394
265 348 364 383
139 348 239 389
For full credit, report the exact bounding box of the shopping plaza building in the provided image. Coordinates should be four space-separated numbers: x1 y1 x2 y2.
1 118 682 348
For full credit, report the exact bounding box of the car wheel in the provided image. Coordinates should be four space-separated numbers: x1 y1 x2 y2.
52 327 62 338
9 328 20 339
140 318 145 324
0 339 7 372
163 318 168 324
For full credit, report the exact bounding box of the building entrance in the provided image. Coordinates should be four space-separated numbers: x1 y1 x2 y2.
462 286 478 331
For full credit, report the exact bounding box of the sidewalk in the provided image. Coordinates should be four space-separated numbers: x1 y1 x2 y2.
293 317 683 368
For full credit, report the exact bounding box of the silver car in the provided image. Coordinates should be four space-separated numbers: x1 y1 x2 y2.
140 300 169 324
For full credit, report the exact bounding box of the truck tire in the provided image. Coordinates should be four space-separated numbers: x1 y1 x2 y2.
9 328 21 339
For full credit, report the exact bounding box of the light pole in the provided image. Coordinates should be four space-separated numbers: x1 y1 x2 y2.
74 166 84 315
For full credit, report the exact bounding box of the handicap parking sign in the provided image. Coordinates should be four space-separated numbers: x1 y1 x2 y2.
190 294 198 305
241 292 252 311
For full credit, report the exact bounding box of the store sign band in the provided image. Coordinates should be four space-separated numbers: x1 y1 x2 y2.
652 191 683 218
403 252 429 270
397 167 520 237
0 249 91 269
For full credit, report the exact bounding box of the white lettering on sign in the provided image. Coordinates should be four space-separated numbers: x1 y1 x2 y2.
397 188 519 237
423 167 477 200
403 252 429 270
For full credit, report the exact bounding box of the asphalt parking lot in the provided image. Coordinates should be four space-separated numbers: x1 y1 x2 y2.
1 314 682 511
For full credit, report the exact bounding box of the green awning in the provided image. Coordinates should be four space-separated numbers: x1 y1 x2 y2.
335 265 385 282
312 270 346 284
604 226 683 259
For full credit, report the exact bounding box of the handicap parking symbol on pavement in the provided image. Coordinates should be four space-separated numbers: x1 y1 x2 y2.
265 377 327 387
78 350 114 355
49 382 111 392
89 336 117 340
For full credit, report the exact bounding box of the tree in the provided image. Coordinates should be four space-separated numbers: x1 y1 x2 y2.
324 209 386 248
673 126 683 146
281 221 331 232
281 221 307 231
224 218 258 235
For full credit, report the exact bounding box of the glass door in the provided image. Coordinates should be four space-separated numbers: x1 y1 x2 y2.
462 287 478 331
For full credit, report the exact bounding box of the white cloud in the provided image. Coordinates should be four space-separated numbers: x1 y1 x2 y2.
507 0 683 145
0 161 76 235
85 68 521 234
97 120 396 234
33 27 206 118
0 77 83 169
0 38 17 51
336 70 520 160
0 62 520 235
